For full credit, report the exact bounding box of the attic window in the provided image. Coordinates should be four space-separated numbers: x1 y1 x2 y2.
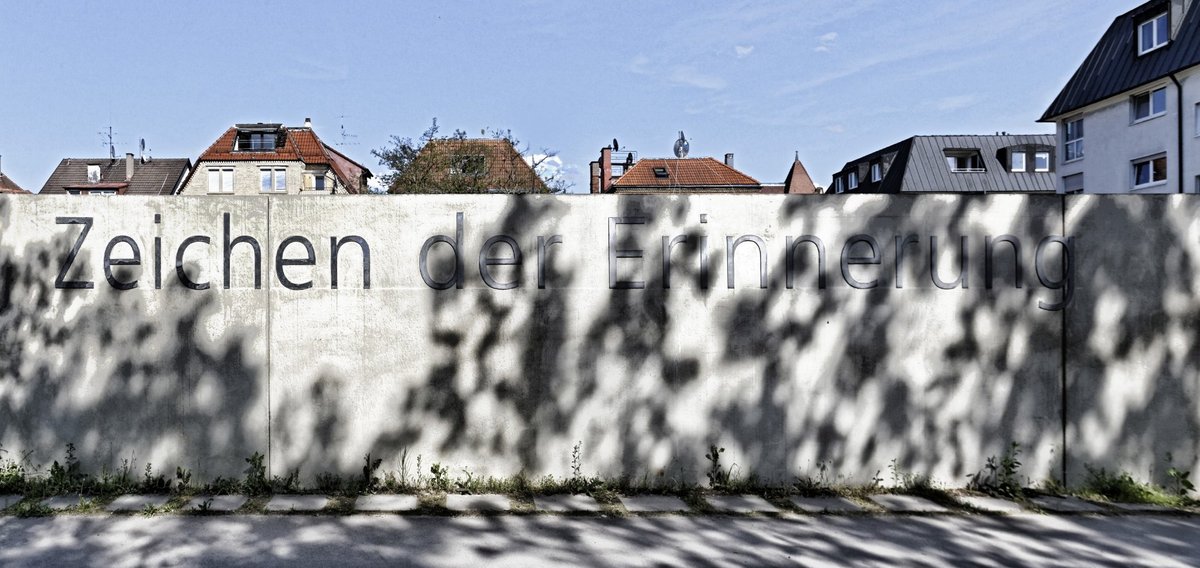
1138 12 1169 55
653 167 669 178
236 131 279 151
87 165 100 184
944 150 985 173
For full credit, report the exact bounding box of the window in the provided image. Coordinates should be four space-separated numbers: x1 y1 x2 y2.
870 163 882 182
236 131 277 151
1064 118 1084 161
207 168 234 193
1010 152 1026 172
833 177 844 193
92 190 116 196
847 170 859 189
314 175 326 191
87 165 100 184
1138 12 1169 55
945 151 985 173
1132 155 1167 189
1034 152 1051 172
1132 87 1167 122
652 167 669 178
260 168 286 192
1063 173 1084 194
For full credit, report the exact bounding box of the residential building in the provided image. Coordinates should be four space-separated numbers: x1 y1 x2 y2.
387 137 549 193
829 135 1057 194
39 154 191 196
1040 0 1199 193
179 120 371 195
590 145 798 194
0 172 29 194
776 152 820 194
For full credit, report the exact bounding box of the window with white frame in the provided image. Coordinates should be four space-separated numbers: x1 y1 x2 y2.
260 168 286 192
1133 87 1167 122
1064 118 1084 161
87 165 101 184
847 170 859 189
1132 155 1167 189
870 163 882 182
207 168 234 193
1138 12 1169 55
1034 152 1051 172
1010 152 1026 172
944 151 985 173
833 177 844 193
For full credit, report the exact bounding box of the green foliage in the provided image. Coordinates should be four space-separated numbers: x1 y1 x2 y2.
243 452 269 495
966 442 1024 498
428 462 450 492
316 472 344 494
1165 453 1195 497
0 445 27 494
371 118 567 194
704 445 736 491
1082 465 1173 505
361 453 383 490
794 461 836 496
889 459 937 495
141 463 170 494
271 469 301 493
47 443 85 493
175 467 193 493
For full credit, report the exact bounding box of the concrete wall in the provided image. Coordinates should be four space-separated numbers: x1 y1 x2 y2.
0 193 1195 488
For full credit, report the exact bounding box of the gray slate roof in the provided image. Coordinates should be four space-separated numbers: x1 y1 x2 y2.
833 135 1057 194
40 158 192 195
1041 0 1200 120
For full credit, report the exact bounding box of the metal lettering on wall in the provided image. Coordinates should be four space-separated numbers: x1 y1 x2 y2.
52 211 1075 310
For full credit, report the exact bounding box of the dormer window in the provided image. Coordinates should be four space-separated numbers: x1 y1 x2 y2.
870 162 882 182
653 167 669 178
847 170 859 189
1010 152 1026 172
86 165 100 183
1138 12 1168 55
945 150 985 173
235 126 281 151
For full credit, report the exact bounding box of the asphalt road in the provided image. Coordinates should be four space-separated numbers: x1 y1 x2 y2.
2 513 1197 567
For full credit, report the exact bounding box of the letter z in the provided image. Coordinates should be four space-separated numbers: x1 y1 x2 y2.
55 217 94 289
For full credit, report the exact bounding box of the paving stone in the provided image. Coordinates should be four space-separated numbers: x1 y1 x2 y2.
790 496 865 513
105 495 171 513
533 494 602 513
265 495 330 513
704 495 780 513
355 495 421 512
956 495 1026 514
1108 502 1176 513
619 495 690 513
40 495 92 510
0 495 23 510
444 494 511 512
1031 496 1107 513
186 495 247 512
869 495 950 513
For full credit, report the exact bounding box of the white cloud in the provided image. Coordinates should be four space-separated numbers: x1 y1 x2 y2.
669 65 727 90
823 124 845 134
629 54 652 75
734 45 755 58
815 32 838 53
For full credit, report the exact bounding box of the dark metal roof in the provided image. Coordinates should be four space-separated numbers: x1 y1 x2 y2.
1041 0 1200 121
833 135 1057 194
39 157 192 195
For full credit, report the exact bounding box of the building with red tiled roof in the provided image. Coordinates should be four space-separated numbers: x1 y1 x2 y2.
387 138 548 194
0 172 30 194
590 146 763 194
179 120 371 195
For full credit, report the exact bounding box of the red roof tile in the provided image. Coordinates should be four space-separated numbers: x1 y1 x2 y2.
192 124 371 193
0 173 29 194
612 158 759 189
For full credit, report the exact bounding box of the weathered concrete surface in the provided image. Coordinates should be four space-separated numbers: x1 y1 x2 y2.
3 514 1200 567
0 192 1138 488
1063 196 1200 486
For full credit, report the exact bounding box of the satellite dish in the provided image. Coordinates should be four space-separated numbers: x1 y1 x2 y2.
612 138 619 152
673 131 689 158
139 138 145 152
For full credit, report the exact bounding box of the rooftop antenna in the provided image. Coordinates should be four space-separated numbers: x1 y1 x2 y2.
673 131 689 158
140 138 152 162
336 114 358 147
99 125 117 160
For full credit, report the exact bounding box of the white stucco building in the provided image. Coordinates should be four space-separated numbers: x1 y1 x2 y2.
1041 0 1199 194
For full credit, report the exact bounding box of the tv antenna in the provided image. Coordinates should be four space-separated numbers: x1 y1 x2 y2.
336 114 358 147
99 125 118 160
673 131 689 158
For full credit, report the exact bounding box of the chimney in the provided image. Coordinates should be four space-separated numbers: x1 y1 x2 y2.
590 162 601 194
600 147 613 193
125 153 135 181
724 153 735 168
304 117 312 128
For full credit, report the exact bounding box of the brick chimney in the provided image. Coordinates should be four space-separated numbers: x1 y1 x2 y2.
590 162 601 194
125 153 135 181
599 147 612 193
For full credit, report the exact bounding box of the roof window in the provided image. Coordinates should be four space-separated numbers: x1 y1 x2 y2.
944 150 986 173
653 167 669 178
235 128 281 151
1138 12 1169 55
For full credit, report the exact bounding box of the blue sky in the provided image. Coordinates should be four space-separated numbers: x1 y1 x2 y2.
1 0 1131 193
